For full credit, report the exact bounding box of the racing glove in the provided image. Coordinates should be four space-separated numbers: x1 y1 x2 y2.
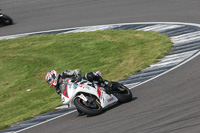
56 86 61 96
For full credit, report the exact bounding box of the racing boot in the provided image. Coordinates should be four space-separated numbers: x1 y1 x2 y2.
103 80 113 94
104 80 112 88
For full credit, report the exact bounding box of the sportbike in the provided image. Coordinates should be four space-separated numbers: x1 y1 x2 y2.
60 72 132 116
0 9 13 26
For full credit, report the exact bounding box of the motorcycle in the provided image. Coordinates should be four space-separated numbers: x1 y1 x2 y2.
0 9 13 26
60 71 132 116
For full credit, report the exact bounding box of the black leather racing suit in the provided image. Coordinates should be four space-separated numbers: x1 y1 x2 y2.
55 70 110 95
55 69 81 95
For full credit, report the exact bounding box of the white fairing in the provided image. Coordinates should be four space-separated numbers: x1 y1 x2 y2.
61 80 118 109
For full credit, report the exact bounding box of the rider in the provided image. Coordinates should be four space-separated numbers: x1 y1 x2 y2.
0 9 2 17
45 69 112 95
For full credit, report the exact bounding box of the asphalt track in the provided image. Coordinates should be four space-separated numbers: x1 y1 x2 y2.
1 0 200 133
0 0 200 36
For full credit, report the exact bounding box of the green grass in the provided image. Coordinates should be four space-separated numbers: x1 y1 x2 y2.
0 30 172 130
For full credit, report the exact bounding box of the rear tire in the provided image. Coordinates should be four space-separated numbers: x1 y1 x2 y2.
114 84 132 103
1 14 13 25
74 97 103 116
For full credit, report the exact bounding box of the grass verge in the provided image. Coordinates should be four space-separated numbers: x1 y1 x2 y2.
0 30 172 130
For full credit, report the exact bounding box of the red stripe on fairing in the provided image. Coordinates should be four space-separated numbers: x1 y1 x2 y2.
97 85 101 99
63 84 69 98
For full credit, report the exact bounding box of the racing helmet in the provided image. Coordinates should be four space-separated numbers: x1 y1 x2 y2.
45 70 59 87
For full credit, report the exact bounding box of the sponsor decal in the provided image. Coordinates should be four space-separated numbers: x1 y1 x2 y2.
107 97 114 102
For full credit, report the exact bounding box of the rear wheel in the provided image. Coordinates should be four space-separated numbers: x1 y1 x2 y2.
74 96 103 116
1 14 13 25
114 84 132 103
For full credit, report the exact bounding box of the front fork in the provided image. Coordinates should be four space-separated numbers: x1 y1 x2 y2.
76 93 101 106
78 94 88 102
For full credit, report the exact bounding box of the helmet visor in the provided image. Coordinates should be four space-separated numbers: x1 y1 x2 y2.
48 79 53 86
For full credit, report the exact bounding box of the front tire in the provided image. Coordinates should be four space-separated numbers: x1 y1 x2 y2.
74 97 103 116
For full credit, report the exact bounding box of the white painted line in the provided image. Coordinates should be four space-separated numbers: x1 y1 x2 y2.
171 31 200 43
165 50 198 58
153 25 185 32
159 50 197 62
14 110 77 133
130 50 200 89
172 31 200 39
137 24 184 32
1 22 200 40
137 24 168 31
61 25 115 33
150 60 180 68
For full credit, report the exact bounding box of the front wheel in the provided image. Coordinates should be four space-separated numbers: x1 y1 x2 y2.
74 96 103 116
114 84 132 103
